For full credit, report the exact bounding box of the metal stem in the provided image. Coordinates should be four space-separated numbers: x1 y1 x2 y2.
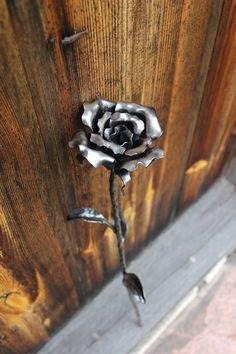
109 168 126 274
109 168 142 326
128 292 143 327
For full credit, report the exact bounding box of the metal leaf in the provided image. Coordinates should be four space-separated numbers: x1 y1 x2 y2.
123 272 146 304
68 208 113 228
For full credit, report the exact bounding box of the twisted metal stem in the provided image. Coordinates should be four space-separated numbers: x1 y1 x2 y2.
109 168 126 274
109 168 142 326
128 292 143 327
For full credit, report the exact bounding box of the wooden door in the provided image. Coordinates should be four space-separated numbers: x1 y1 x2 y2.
0 1 235 353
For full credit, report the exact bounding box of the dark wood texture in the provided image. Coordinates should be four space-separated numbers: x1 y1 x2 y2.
0 1 235 353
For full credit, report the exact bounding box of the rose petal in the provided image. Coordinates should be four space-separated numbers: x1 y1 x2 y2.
109 112 144 135
125 141 150 156
90 133 126 154
97 96 116 111
104 125 134 146
81 100 100 130
109 125 133 147
68 130 88 148
78 144 115 168
124 137 152 156
97 112 112 135
115 169 131 186
115 102 162 139
142 137 153 146
119 147 164 172
104 127 113 140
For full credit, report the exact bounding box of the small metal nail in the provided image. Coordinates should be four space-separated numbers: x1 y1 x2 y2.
61 30 87 45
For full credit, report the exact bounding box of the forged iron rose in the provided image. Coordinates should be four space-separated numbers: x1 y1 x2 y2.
68 97 162 324
69 97 164 185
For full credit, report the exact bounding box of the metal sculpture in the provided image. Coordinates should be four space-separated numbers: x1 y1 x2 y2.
68 97 164 325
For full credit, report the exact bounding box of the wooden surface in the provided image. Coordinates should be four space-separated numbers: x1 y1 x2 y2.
0 1 235 353
179 0 236 211
38 176 236 354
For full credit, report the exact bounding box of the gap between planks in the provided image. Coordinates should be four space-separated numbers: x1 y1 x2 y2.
38 176 236 354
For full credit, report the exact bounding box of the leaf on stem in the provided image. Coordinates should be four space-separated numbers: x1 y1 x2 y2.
68 208 113 228
123 272 146 304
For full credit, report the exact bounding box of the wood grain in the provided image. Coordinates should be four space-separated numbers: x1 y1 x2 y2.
39 176 236 354
0 0 234 353
179 0 236 210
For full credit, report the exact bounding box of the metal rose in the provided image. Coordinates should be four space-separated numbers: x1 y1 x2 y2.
69 97 164 185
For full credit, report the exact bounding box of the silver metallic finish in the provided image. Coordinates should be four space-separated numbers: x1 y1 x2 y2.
97 97 116 111
115 102 162 139
81 100 100 129
103 127 113 140
120 147 164 172
103 126 134 146
141 137 153 146
68 207 113 228
124 137 152 156
68 98 164 320
109 125 133 146
109 112 144 135
68 130 88 148
97 112 112 135
90 133 126 154
125 142 149 156
69 98 164 183
116 169 131 186
123 272 146 304
79 144 115 168
61 30 87 45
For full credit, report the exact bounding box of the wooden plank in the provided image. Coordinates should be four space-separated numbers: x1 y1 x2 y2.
179 0 236 211
0 3 79 352
38 176 236 354
148 0 224 229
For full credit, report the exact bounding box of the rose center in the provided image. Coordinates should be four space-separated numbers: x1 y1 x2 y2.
109 125 133 148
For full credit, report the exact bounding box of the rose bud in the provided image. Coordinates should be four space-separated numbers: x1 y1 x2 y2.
123 272 146 304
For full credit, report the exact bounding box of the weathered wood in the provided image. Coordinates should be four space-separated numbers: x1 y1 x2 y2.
179 0 236 211
38 177 236 354
148 0 224 230
0 0 235 352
